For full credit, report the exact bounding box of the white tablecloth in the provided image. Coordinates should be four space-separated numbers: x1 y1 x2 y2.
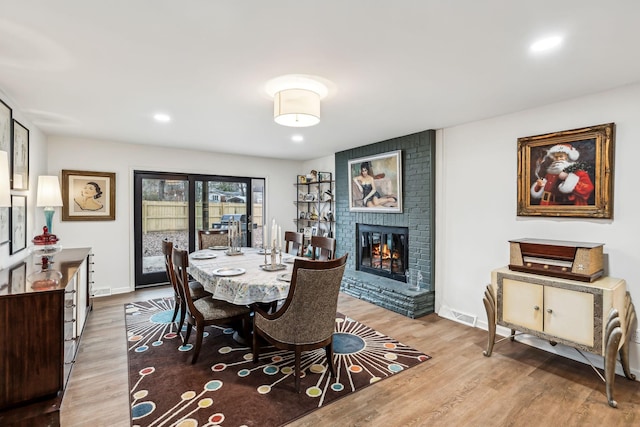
188 247 297 305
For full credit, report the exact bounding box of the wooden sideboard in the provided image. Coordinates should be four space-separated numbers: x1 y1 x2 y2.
483 267 636 408
0 247 93 425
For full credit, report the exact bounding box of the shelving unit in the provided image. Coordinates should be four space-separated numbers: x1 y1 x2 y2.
294 171 334 248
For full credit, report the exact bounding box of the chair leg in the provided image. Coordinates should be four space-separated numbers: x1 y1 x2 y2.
171 299 179 324
184 323 193 346
325 341 336 377
295 347 302 393
252 327 260 363
192 324 203 364
177 302 187 332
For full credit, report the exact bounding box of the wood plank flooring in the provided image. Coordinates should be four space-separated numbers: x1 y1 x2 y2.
60 287 640 426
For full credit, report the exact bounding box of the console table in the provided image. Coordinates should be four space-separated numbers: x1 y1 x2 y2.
0 248 93 425
483 267 636 408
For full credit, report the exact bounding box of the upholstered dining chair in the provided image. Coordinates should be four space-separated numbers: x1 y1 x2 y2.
162 239 212 331
252 253 348 392
284 231 304 256
198 229 229 250
310 235 336 260
172 247 251 364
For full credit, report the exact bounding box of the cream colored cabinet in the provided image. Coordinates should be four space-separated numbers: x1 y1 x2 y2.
501 278 594 347
483 267 636 408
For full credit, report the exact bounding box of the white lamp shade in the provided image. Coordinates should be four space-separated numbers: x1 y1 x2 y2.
0 151 10 207
37 175 63 207
274 89 320 127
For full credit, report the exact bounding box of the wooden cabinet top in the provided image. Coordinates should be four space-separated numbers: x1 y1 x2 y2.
0 247 91 296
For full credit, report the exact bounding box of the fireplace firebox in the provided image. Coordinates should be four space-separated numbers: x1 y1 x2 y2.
357 224 409 282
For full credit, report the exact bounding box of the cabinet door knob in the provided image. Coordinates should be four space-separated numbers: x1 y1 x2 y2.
546 308 553 314
533 305 540 311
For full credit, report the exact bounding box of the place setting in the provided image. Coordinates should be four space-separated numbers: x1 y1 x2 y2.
211 267 246 277
190 251 217 260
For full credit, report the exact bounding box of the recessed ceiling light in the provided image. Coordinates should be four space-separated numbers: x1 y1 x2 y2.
153 113 171 123
530 36 563 52
291 134 304 143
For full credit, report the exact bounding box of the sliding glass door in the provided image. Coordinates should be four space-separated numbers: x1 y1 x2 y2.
134 171 264 287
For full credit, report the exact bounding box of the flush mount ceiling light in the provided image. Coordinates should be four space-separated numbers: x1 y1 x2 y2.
266 75 329 128
530 35 563 52
153 113 171 123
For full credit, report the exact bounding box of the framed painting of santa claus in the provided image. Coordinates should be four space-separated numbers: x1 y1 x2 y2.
517 123 614 219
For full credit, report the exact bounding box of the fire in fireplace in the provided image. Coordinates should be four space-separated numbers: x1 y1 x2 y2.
357 224 409 282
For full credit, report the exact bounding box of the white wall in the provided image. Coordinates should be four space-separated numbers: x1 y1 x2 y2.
435 82 640 374
46 137 299 294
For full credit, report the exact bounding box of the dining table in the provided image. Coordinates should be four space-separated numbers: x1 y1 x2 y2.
188 246 303 306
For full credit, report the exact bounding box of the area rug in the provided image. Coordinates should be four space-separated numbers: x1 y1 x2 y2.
125 298 430 426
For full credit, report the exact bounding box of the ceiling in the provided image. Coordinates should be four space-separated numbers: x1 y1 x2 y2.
1 1 639 161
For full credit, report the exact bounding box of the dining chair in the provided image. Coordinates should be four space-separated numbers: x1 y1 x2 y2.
252 253 348 392
162 239 212 331
310 235 336 260
198 229 229 250
172 247 251 364
284 231 304 256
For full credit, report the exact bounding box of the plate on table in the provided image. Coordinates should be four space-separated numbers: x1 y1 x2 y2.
283 256 303 264
191 252 217 260
212 267 246 277
208 246 228 250
277 272 292 282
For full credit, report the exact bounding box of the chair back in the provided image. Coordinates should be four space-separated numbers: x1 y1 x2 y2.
162 239 180 293
272 254 348 343
284 231 304 256
310 236 336 260
198 229 228 250
172 247 197 314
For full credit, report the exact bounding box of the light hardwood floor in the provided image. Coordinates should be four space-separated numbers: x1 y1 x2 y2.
61 286 640 426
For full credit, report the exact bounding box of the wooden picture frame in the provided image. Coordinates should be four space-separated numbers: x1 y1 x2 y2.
517 123 614 218
11 119 28 190
348 150 402 213
10 194 27 255
62 170 116 221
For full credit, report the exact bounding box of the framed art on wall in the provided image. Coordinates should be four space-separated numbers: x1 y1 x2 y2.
62 169 116 220
10 195 27 255
517 123 615 218
11 119 28 190
0 98 11 158
348 150 402 213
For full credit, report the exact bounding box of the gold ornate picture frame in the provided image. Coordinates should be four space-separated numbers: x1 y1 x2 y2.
62 169 116 221
517 123 614 218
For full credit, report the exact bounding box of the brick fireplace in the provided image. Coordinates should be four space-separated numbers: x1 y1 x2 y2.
334 130 435 318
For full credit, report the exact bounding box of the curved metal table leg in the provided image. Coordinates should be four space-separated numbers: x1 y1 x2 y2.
620 293 637 380
483 285 496 357
604 309 623 408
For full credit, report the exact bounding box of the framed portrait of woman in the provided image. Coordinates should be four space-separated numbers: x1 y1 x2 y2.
62 170 116 221
348 150 402 213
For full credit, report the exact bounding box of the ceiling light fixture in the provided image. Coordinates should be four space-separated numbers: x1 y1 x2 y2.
291 134 304 143
530 36 563 52
266 75 329 128
153 113 171 123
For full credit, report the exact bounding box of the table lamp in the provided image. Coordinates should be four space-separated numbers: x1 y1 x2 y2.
0 151 10 208
36 175 63 233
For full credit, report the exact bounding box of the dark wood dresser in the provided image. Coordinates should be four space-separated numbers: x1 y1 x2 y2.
0 248 93 426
